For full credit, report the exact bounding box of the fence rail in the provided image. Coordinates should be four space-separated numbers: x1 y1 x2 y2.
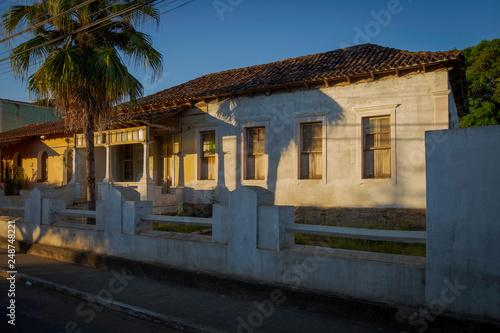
287 224 426 244
0 206 25 212
142 214 212 227
55 209 97 219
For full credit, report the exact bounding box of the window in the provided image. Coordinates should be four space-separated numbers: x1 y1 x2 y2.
41 151 48 181
123 144 134 181
200 131 216 180
300 122 322 179
363 116 391 179
246 127 265 180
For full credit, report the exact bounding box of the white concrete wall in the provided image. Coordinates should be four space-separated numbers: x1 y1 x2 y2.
175 70 455 209
425 125 500 321
1 186 425 308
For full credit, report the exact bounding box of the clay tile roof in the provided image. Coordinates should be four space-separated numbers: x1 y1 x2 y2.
0 104 186 145
115 104 188 123
0 120 67 143
134 43 463 108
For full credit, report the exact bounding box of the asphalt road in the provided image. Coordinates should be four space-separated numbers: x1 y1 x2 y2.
0 279 180 333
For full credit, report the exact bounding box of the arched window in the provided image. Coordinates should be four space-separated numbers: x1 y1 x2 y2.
37 150 48 182
13 152 21 169
41 151 48 181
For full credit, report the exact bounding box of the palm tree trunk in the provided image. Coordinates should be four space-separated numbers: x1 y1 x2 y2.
85 112 96 217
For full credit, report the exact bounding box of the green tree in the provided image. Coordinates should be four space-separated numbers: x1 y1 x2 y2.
1 0 162 210
453 39 500 127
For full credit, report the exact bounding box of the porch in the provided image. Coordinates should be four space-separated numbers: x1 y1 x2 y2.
73 126 179 213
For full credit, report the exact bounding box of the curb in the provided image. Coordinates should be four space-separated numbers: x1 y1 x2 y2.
0 269 228 333
2 239 500 333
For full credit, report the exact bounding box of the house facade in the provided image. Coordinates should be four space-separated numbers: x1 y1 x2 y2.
0 121 72 189
0 99 59 132
0 44 467 216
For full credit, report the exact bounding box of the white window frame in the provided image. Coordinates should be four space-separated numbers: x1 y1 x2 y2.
354 104 398 185
195 127 218 185
294 115 327 184
239 119 269 186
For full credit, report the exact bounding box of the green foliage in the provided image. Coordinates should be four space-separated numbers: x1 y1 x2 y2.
152 223 211 234
454 39 500 127
1 0 163 207
295 233 426 256
2 161 14 196
13 167 26 193
176 203 184 216
2 161 27 195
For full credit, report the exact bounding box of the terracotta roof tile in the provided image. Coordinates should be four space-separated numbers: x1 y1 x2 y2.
115 105 188 123
0 105 186 144
0 120 67 143
131 44 463 109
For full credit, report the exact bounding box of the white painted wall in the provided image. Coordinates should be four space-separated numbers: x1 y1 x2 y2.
2 186 425 308
425 125 500 321
176 70 455 209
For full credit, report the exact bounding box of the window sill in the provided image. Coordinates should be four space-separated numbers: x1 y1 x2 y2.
358 177 395 185
296 178 325 185
242 179 267 187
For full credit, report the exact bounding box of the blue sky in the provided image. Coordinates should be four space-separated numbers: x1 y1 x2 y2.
0 0 498 103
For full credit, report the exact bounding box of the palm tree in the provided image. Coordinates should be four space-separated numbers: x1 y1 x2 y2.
2 0 162 211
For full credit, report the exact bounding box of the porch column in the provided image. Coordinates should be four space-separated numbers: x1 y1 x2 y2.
69 147 78 184
103 144 115 183
140 141 152 182
163 156 169 184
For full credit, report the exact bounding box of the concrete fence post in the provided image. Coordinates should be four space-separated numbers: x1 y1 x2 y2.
227 186 274 275
122 200 153 235
104 187 123 235
425 127 500 321
258 205 294 250
103 186 148 235
28 187 59 226
212 203 228 244
41 198 66 225
96 200 105 231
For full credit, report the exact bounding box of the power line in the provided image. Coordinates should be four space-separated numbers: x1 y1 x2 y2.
0 0 185 65
0 0 98 45
0 0 196 79
0 0 168 74
0 0 160 65
0 0 132 70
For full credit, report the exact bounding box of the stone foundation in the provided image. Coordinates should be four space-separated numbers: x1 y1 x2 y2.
294 207 426 230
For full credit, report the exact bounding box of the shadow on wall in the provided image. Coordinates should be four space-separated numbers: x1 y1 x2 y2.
3 143 61 190
213 89 345 205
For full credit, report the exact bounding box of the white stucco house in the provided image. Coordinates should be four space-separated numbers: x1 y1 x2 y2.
0 43 467 220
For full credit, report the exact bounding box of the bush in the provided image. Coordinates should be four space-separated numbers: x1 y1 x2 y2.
14 167 26 194
3 161 14 195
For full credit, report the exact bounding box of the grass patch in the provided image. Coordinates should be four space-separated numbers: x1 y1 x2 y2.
294 221 426 256
152 223 211 234
295 233 425 256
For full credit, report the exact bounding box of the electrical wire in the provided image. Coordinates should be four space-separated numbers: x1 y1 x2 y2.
0 0 196 80
0 0 98 45
0 0 187 67
0 0 158 63
0 0 186 70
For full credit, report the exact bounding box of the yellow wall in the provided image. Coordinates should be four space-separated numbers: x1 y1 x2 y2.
1 134 73 189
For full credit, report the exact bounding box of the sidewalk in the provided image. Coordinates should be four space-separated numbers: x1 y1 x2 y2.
0 251 400 333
